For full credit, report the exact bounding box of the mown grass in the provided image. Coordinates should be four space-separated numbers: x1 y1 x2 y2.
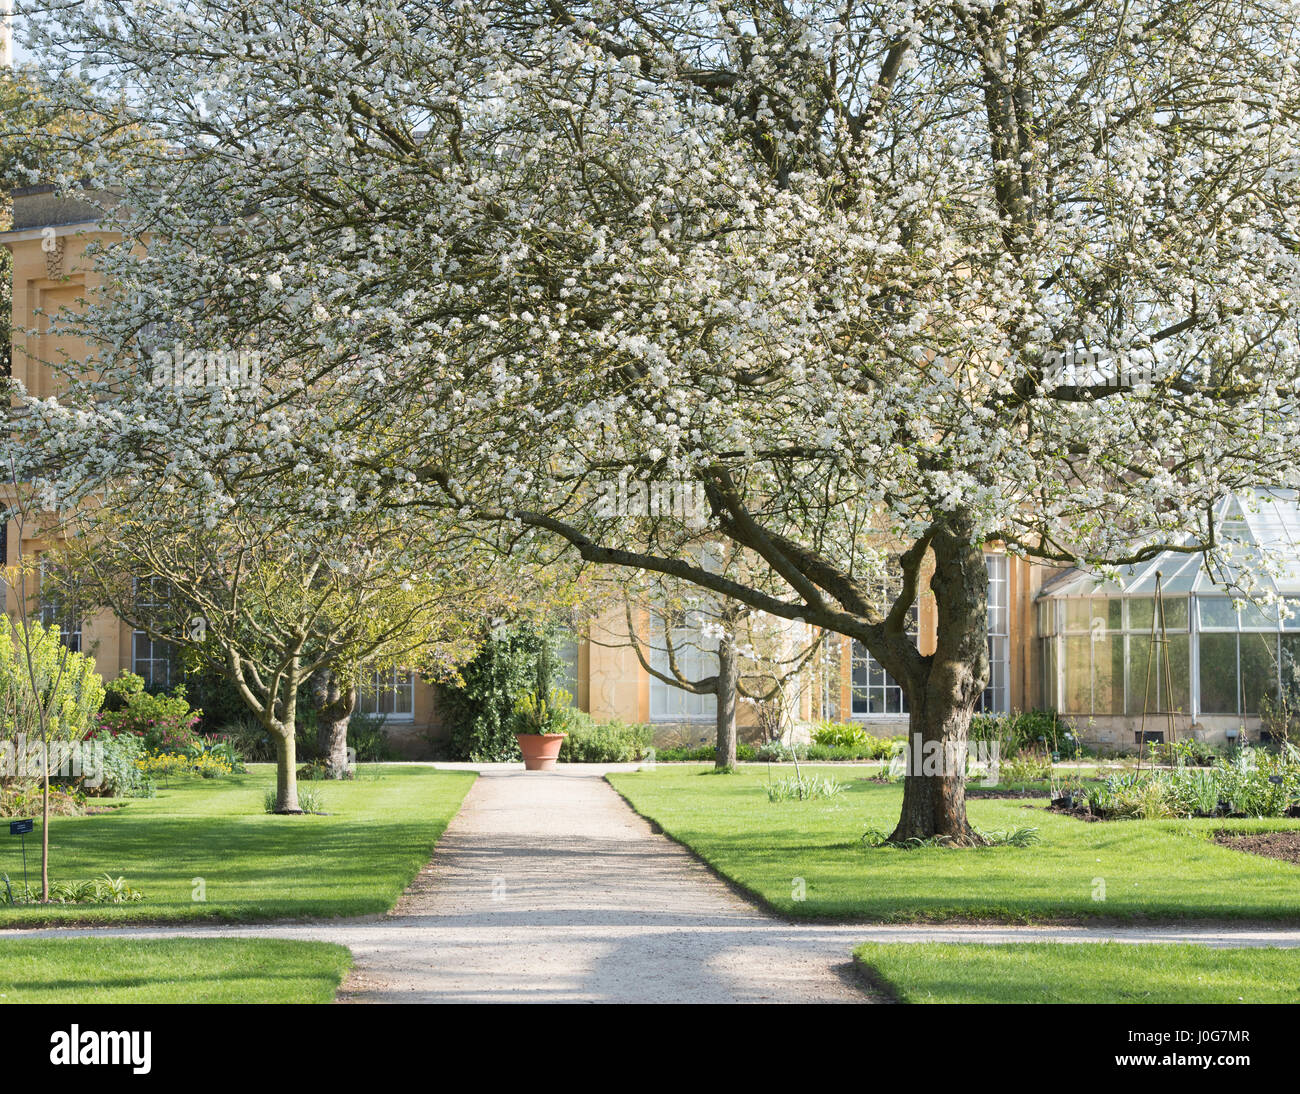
853 941 1300 1003
0 765 475 926
608 765 1300 922
0 938 351 1003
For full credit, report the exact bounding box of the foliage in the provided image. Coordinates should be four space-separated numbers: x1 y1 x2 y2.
0 781 86 817
298 759 354 781
764 774 844 802
96 681 201 753
439 623 560 761
658 743 759 762
753 737 904 763
995 752 1053 784
0 619 105 743
1152 739 1223 767
558 715 653 763
810 722 870 748
84 731 150 798
101 672 145 713
861 824 1040 849
1 874 144 905
969 710 1081 759
214 716 277 763
510 686 576 736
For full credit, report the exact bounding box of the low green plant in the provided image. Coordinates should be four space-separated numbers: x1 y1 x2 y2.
861 824 1040 848
995 751 1053 783
264 786 326 814
657 742 758 762
0 873 144 905
763 774 844 801
1076 746 1300 819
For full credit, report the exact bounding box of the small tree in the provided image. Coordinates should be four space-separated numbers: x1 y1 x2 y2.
614 574 821 771
1 485 103 900
52 500 488 810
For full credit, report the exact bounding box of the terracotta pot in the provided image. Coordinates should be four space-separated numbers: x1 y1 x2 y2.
516 733 566 771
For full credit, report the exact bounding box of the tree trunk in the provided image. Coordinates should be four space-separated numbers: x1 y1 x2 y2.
272 729 302 813
313 670 356 779
714 629 738 771
889 517 989 844
41 738 49 902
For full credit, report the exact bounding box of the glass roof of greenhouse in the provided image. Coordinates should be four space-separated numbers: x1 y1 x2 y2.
1038 489 1300 599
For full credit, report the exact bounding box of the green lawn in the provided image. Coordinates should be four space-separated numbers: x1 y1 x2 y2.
853 941 1300 1003
0 765 475 926
608 766 1300 921
0 938 351 1003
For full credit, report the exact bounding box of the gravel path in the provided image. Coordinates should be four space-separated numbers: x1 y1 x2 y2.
5 766 1300 1004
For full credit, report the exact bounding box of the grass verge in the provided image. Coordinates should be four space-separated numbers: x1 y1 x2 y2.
0 765 475 926
607 765 1300 922
853 941 1300 1003
0 937 351 1003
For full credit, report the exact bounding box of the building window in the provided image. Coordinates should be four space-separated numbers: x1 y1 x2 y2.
850 582 918 717
131 577 174 689
555 633 580 703
358 666 415 720
38 560 82 654
1039 595 1195 717
649 609 718 722
978 554 1010 713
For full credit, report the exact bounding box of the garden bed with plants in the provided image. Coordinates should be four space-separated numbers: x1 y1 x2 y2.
1048 747 1300 821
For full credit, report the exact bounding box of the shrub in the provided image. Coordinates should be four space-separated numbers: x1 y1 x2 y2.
102 671 145 712
347 711 396 762
995 752 1053 783
810 721 870 748
0 780 86 817
970 709 1081 758
439 623 560 761
657 742 758 762
559 716 653 762
97 682 202 753
85 731 150 797
215 716 277 762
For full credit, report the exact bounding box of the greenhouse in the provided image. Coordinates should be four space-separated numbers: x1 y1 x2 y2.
1036 491 1300 739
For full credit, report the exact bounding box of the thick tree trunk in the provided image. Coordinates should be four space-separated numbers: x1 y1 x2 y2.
714 630 738 771
888 516 989 844
272 729 302 813
313 670 356 779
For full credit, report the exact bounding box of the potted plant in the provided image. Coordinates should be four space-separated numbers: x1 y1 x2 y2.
512 687 574 771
